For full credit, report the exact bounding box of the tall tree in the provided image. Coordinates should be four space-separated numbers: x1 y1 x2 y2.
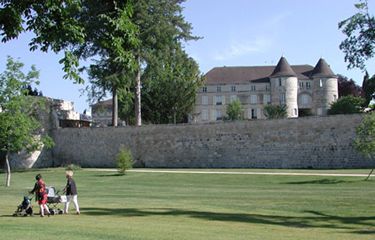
130 0 200 126
0 56 53 187
141 47 202 124
339 0 375 71
0 1 139 127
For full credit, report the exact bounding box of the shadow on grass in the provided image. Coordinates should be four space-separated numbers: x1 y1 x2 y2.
95 173 128 177
81 207 375 233
283 179 353 185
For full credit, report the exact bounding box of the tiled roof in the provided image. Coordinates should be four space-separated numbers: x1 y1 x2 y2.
270 56 297 78
204 64 314 85
311 58 336 78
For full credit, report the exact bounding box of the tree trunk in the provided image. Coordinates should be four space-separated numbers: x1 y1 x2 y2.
365 168 374 181
112 87 118 127
135 56 142 127
5 151 11 187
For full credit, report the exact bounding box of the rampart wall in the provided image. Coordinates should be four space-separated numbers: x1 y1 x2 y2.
49 114 375 169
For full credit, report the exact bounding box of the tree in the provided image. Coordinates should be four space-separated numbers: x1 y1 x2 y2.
337 74 362 97
263 105 287 119
0 56 53 187
226 99 243 121
362 71 375 106
0 1 139 127
140 47 202 124
129 0 200 126
328 95 365 115
354 112 375 180
339 0 375 71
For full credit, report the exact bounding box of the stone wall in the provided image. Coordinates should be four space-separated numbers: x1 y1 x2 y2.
50 114 375 169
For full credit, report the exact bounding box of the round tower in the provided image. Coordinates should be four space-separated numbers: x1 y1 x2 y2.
270 57 299 118
311 58 338 116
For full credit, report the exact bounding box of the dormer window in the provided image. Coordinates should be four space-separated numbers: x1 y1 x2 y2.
319 79 323 88
217 86 221 92
202 86 207 93
279 78 282 86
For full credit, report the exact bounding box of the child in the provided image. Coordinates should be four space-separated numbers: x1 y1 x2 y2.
30 174 50 217
63 170 80 215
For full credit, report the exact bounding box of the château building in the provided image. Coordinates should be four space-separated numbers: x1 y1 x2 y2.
191 57 338 123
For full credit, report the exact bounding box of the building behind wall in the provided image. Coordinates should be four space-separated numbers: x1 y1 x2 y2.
191 57 338 123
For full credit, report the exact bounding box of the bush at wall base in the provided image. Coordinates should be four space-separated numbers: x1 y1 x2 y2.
116 147 134 175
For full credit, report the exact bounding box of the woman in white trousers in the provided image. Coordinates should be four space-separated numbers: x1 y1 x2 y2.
63 170 80 214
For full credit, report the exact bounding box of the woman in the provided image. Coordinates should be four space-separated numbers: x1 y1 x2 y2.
63 170 80 215
30 174 50 217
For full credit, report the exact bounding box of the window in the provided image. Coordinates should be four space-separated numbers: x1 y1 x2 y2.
265 85 270 91
306 82 311 89
231 85 236 92
217 86 221 92
319 79 323 88
263 94 271 104
216 109 222 120
279 78 282 86
202 96 208 105
202 86 207 93
299 82 304 89
294 108 298 116
215 95 222 105
251 85 256 91
250 95 257 104
333 94 337 101
280 93 286 105
202 109 208 121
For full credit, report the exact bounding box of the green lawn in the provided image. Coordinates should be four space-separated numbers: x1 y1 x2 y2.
0 168 374 240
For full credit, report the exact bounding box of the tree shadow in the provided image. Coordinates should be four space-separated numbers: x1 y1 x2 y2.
283 179 353 185
95 173 129 177
81 207 375 233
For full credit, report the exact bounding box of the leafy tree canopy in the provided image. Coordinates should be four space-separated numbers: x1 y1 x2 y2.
0 56 53 186
328 95 365 115
339 0 375 71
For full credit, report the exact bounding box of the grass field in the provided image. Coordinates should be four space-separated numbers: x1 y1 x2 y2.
0 168 375 240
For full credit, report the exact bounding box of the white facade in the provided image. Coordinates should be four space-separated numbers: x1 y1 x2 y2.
191 57 338 123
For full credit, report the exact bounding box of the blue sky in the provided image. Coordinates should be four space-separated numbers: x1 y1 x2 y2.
0 0 374 113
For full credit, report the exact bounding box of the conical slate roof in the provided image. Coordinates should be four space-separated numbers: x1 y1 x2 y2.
311 58 336 78
270 56 297 78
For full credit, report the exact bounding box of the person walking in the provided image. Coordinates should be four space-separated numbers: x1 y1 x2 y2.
30 174 51 217
63 170 80 215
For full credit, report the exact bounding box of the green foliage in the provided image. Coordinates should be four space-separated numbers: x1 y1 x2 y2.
328 96 365 115
0 56 53 153
362 71 375 107
141 47 203 124
263 105 287 119
0 56 53 186
338 0 375 71
226 99 243 121
355 112 375 158
116 146 133 174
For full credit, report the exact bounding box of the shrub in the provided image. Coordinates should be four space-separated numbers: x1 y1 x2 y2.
226 99 243 120
264 105 287 119
116 146 133 174
328 96 365 115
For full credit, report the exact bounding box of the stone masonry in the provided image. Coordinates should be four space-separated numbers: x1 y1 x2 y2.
49 114 374 169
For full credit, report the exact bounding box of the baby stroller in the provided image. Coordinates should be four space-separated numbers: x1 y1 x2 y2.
13 195 33 217
46 186 66 215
